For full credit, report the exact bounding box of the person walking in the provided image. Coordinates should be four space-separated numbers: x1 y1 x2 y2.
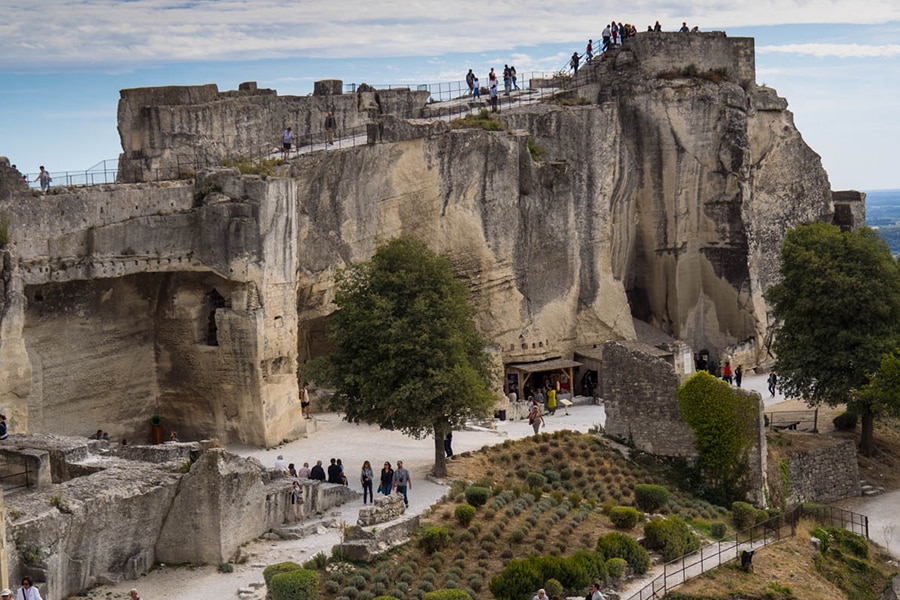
378 461 394 495
602 24 611 51
16 577 43 600
585 39 594 61
392 459 411 507
360 460 374 504
570 51 580 74
510 65 519 90
735 365 743 388
465 69 475 95
768 372 778 397
282 127 293 160
34 166 51 193
472 76 480 99
324 111 336 145
528 402 544 435
444 431 453 457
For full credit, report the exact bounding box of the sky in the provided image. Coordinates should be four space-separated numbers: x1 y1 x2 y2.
1 1 899 191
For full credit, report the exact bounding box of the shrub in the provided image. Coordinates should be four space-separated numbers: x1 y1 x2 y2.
527 138 547 161
634 484 670 512
569 550 608 583
731 501 757 530
454 505 476 527
596 532 651 574
606 557 628 579
710 521 727 539
643 517 701 562
420 527 450 553
833 411 858 431
608 506 641 529
526 472 548 488
422 590 471 600
544 579 563 597
270 569 318 600
465 486 491 507
263 562 304 587
373 597 400 600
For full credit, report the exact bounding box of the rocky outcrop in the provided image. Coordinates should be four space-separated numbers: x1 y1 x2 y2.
2 436 356 599
0 32 835 447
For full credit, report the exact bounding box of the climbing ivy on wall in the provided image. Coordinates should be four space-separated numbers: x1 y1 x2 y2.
677 371 758 505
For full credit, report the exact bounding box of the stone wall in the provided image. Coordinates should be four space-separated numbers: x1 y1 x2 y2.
3 439 359 600
602 341 697 458
784 438 860 504
117 83 430 183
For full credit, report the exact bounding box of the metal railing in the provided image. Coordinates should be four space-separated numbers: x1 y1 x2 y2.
0 458 33 491
767 408 819 432
625 503 868 600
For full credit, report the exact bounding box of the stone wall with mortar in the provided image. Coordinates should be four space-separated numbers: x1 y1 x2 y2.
784 438 860 504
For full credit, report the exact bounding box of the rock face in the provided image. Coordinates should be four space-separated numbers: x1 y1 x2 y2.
0 32 836 446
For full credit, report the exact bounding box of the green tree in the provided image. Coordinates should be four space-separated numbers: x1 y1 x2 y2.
766 222 900 456
854 350 900 431
311 236 496 476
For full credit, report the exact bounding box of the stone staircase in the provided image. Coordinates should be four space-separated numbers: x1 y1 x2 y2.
861 479 886 497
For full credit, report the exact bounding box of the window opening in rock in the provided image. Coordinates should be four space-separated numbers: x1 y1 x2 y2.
206 289 228 346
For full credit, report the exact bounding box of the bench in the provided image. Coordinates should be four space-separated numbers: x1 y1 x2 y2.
772 420 800 431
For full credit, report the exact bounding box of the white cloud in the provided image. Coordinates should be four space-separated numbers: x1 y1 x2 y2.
759 43 900 58
5 0 900 69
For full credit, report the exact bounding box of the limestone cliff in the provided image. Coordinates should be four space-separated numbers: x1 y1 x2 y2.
0 32 839 445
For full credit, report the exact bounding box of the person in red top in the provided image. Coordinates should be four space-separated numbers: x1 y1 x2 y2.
722 361 733 385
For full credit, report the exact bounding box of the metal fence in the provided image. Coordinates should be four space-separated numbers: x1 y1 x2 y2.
0 457 33 491
625 503 868 600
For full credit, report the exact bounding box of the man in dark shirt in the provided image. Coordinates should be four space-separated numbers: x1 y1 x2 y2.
309 460 326 481
327 458 343 484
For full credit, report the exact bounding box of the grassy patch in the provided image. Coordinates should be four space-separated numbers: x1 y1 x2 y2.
450 109 507 131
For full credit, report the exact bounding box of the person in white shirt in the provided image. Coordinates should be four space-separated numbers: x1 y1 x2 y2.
16 577 43 600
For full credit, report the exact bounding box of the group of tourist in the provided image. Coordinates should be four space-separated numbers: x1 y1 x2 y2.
275 454 414 519
572 19 702 72
464 64 521 113
280 114 337 159
2 576 47 600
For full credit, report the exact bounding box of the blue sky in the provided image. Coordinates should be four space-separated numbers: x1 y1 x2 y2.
1 1 898 190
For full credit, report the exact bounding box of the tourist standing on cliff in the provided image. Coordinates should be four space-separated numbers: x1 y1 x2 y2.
586 39 593 61
282 127 293 160
34 166 51 193
472 76 480 99
324 111 336 145
393 459 411 506
602 24 611 51
300 382 311 419
654 20 662 32
680 22 690 32
489 81 499 113
360 460 374 504
379 461 394 495
510 66 519 90
16 577 42 600
465 69 475 95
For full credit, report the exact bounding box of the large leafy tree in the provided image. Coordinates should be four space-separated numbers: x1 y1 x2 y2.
766 222 900 456
311 236 496 476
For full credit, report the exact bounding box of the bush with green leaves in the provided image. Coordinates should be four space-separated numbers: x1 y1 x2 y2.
731 501 758 530
526 472 547 488
270 568 318 600
263 562 304 587
634 484 670 512
596 532 651 575
422 590 471 600
608 506 641 529
454 504 476 526
489 555 590 600
606 557 628 579
833 411 858 431
465 486 491 507
710 521 727 539
643 517 701 562
420 527 451 553
544 579 563 597
569 550 608 583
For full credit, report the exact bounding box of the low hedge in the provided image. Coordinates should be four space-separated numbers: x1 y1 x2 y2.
270 568 318 600
731 501 757 530
596 532 651 574
643 517 701 562
263 561 303 587
420 527 451 554
608 506 641 529
454 504 476 526
634 484 670 512
465 486 491 507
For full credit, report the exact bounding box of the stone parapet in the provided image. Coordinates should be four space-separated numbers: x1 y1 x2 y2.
356 492 406 526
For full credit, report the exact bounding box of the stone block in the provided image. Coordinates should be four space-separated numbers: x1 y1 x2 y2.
314 80 343 96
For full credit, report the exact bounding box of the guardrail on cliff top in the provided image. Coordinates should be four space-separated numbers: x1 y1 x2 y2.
21 71 591 188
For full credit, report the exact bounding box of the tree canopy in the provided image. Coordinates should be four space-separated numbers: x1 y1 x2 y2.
766 222 900 455
310 236 496 476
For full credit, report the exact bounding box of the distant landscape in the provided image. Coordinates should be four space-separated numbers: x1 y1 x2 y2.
865 189 900 254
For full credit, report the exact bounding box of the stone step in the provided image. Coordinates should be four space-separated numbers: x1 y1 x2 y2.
271 517 337 540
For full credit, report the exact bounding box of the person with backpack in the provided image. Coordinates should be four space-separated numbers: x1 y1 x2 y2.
34 166 51 193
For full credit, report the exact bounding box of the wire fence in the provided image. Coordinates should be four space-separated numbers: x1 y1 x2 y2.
766 408 819 432
625 503 868 600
